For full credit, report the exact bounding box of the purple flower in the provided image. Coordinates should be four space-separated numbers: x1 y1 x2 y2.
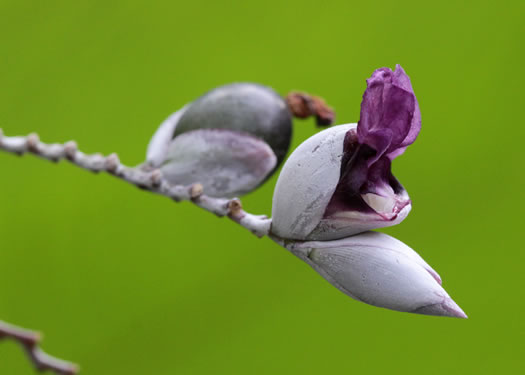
270 65 465 318
272 65 421 240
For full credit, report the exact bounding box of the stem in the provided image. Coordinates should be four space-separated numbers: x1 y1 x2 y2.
0 320 78 374
0 129 272 237
0 128 274 373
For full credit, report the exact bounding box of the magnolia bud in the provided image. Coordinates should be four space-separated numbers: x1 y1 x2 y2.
146 83 292 198
272 65 419 240
287 231 467 318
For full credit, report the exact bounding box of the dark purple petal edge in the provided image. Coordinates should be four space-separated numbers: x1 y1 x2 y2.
357 64 421 162
323 65 419 220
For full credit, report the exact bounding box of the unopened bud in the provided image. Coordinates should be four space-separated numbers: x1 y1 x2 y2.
146 83 292 198
288 231 466 318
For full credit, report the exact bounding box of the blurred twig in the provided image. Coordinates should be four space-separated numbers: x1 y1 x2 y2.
0 320 78 374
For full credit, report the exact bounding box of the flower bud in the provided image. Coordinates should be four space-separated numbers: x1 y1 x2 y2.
272 65 420 240
287 231 467 318
147 83 292 198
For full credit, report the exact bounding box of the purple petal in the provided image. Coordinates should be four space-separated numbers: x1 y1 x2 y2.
323 65 420 224
357 64 421 160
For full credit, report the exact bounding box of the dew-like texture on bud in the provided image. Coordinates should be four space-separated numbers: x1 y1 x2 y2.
160 129 277 198
272 65 420 240
290 232 466 318
174 83 292 168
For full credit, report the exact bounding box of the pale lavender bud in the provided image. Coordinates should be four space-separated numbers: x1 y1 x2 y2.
157 129 276 197
272 65 420 240
287 231 467 318
146 83 292 198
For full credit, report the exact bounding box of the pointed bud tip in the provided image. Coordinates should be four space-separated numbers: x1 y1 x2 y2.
414 297 467 319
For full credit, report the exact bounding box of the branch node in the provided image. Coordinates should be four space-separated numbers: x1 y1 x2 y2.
32 331 43 344
27 133 40 153
189 183 203 199
150 169 163 188
64 141 78 160
105 153 120 174
228 199 243 217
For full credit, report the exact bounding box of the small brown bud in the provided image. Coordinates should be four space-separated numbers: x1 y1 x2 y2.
285 92 335 126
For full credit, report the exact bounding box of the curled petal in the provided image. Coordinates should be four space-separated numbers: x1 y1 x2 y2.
357 64 421 160
160 129 277 198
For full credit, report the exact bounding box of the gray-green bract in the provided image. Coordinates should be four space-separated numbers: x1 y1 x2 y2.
146 83 292 198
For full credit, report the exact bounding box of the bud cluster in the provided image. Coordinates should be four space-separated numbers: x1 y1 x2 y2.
146 68 466 318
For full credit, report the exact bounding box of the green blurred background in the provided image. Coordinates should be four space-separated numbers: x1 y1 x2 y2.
1 0 523 374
